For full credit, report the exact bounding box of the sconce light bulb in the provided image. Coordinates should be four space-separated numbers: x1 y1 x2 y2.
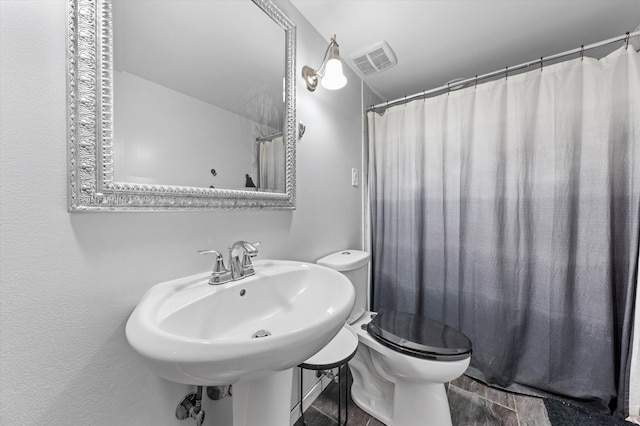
321 59 347 90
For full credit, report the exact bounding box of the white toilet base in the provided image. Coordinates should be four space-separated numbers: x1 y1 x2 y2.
351 380 392 424
351 380 452 426
350 350 456 426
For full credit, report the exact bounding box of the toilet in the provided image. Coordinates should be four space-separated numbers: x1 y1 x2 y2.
317 250 472 426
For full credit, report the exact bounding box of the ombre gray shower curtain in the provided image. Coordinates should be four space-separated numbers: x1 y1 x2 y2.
368 46 639 415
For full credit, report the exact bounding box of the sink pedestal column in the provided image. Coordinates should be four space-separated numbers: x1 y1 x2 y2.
232 368 293 426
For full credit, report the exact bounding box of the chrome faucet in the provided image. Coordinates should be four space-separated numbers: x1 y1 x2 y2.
228 241 260 281
198 241 260 285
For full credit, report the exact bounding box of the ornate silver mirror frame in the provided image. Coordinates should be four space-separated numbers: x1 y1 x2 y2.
67 0 296 211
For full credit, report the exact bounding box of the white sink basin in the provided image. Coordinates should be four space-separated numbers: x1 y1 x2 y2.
125 259 355 386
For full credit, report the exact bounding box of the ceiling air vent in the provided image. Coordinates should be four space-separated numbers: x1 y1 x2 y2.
350 41 397 76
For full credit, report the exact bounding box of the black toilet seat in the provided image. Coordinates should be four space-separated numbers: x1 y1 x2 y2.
366 310 472 361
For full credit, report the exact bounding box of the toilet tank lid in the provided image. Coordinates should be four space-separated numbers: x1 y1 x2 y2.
316 250 370 272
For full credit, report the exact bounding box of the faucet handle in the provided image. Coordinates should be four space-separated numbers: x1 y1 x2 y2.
242 242 260 276
228 241 260 253
198 250 231 285
198 249 225 271
245 241 260 255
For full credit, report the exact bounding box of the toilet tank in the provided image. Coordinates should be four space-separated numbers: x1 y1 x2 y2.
317 250 370 324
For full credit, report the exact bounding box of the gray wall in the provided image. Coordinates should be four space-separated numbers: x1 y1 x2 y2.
0 1 364 425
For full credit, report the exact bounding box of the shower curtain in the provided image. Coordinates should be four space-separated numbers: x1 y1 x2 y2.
368 46 639 415
258 136 285 192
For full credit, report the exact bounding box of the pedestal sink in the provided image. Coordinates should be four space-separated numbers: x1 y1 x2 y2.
126 259 355 426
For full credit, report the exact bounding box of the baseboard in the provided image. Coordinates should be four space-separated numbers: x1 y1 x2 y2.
626 416 640 425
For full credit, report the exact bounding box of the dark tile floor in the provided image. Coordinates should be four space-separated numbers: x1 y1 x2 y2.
449 374 551 426
294 372 552 426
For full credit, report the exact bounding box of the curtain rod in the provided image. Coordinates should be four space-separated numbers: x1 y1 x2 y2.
368 30 640 112
256 131 282 142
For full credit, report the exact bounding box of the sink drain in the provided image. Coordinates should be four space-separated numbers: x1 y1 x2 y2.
252 329 271 338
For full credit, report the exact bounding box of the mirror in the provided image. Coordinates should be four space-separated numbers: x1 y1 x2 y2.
67 0 296 211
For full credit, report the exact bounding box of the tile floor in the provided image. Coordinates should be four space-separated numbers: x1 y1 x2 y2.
448 375 551 426
294 372 552 426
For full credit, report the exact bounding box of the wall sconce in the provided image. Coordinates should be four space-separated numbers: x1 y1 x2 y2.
301 35 347 92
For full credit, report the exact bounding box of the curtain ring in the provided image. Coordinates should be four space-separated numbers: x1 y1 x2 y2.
475 75 478 87
505 66 508 80
580 45 584 61
447 82 451 95
540 57 544 72
625 31 630 49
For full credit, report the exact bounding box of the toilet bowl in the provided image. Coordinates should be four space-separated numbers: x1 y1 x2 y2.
316 250 472 426
347 310 471 426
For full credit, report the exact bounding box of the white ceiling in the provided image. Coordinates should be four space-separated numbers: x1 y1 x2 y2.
291 0 640 101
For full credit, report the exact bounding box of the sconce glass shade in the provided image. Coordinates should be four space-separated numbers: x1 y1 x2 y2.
321 58 347 90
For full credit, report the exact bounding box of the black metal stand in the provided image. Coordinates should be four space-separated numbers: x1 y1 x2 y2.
297 328 358 425
298 363 351 425
298 351 356 425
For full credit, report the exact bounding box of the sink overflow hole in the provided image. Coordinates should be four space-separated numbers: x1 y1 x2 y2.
252 329 271 338
239 289 246 296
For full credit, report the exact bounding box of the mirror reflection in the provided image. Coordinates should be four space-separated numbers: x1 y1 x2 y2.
112 0 286 192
